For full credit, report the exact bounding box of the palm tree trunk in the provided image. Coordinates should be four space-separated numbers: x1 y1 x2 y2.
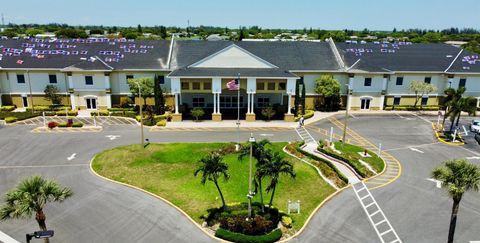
442 107 448 130
258 179 264 213
449 115 455 132
447 198 461 243
268 183 277 208
35 210 49 243
455 112 461 127
214 180 227 211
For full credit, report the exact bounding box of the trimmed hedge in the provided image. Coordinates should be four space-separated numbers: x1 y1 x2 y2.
107 107 134 112
215 228 282 243
384 105 440 111
0 112 39 121
0 106 16 112
91 111 109 116
318 148 371 178
55 111 78 116
4 117 18 123
26 105 71 112
156 120 167 126
294 109 315 122
110 111 137 118
295 146 349 184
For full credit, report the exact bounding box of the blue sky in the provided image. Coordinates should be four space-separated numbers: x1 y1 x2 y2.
2 0 479 30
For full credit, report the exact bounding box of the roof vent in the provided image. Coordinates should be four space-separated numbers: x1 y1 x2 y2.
446 55 453 58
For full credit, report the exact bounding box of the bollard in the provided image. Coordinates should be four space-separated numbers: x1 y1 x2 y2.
378 143 382 157
42 111 46 127
329 127 333 142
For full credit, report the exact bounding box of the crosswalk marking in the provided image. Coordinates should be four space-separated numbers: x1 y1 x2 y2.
353 182 402 243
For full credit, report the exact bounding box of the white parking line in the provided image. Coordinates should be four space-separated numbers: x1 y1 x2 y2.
0 230 20 243
409 147 424 153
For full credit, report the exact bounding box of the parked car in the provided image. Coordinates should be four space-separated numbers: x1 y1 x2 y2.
475 132 480 144
470 120 480 132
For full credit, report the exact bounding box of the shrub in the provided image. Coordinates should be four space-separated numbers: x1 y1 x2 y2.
107 107 134 112
0 112 38 121
294 109 314 122
72 122 83 128
156 120 166 126
261 106 276 120
91 110 109 116
318 147 372 178
44 111 56 116
295 146 349 184
27 105 50 112
281 216 293 228
191 107 205 121
215 228 282 243
0 106 16 112
55 111 78 116
4 117 18 123
57 122 68 127
47 121 58 129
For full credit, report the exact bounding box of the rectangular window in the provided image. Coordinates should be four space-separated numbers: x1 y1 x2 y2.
257 97 270 108
424 77 431 84
459 78 466 88
126 75 134 80
17 74 25 84
85 76 93 85
48 74 57 84
396 77 403 85
181 81 189 90
267 82 276 91
278 82 286 91
421 97 428 106
393 97 401 105
364 78 372 87
257 82 265 91
203 82 211 90
158 76 165 85
192 82 201 90
192 97 205 108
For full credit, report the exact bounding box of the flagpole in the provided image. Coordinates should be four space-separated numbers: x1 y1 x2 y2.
237 73 241 147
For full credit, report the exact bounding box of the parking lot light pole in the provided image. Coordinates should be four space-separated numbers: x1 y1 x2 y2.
136 82 144 148
342 84 350 145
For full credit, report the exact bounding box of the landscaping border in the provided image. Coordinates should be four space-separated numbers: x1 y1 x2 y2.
431 123 464 146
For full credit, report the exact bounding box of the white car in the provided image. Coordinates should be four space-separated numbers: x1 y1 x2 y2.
470 120 480 132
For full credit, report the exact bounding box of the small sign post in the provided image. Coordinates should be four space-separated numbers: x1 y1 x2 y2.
288 200 300 214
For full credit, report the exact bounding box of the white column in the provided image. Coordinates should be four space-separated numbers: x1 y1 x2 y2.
217 93 221 114
68 74 74 89
287 94 292 114
106 94 112 109
247 93 251 114
382 77 388 91
174 93 179 114
70 94 76 110
213 93 217 114
0 94 3 107
250 93 254 112
347 94 352 111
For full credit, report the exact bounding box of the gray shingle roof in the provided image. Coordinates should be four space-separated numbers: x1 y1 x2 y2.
0 38 170 70
446 50 480 73
168 68 298 78
336 42 462 72
170 40 340 71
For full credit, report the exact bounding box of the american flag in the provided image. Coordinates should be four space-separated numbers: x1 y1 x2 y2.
226 79 239 91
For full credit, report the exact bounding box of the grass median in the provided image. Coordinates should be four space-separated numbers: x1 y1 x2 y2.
92 142 335 231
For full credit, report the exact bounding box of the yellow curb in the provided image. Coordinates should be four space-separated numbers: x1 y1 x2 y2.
89 155 228 243
431 123 464 146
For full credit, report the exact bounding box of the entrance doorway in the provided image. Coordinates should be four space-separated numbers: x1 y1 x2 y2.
22 96 28 108
85 97 97 110
360 98 371 110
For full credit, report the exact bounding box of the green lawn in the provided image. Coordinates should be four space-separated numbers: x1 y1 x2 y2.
92 142 335 231
332 142 384 173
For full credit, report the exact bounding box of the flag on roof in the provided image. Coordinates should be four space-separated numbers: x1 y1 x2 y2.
226 79 239 91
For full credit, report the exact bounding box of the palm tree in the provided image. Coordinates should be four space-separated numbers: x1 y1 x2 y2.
259 151 296 208
238 139 271 212
0 176 73 243
194 152 230 211
446 96 477 131
432 159 480 243
441 87 457 129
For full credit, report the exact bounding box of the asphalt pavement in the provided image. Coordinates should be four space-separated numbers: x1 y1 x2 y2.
1 114 479 243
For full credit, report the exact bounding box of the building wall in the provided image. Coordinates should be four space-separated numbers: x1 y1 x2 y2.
297 73 349 95
385 96 440 106
386 74 444 95
73 91 109 110
1 71 68 94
